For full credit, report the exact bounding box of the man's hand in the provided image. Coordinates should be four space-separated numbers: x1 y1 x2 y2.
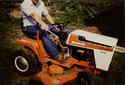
53 25 60 32
41 24 49 31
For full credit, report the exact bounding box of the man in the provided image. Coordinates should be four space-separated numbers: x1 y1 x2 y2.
21 0 62 60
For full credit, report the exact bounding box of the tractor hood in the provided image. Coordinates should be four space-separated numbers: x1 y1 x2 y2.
66 30 118 71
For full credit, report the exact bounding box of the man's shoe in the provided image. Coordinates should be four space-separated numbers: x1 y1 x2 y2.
55 54 66 63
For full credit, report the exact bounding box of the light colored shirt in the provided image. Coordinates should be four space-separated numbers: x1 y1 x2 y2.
21 0 49 27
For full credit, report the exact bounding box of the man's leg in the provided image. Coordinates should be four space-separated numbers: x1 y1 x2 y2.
25 25 60 58
41 31 60 58
25 26 37 35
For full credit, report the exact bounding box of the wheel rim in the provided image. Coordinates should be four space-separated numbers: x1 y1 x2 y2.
14 56 29 72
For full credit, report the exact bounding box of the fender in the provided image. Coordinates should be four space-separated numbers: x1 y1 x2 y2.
16 37 48 62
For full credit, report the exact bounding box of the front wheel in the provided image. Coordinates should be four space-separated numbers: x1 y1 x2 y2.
11 48 41 76
76 71 94 85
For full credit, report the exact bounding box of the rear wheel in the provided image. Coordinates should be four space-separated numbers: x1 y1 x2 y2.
11 48 41 76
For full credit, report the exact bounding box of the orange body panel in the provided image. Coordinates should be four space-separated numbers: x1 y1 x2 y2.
16 35 100 85
49 64 64 74
75 61 95 69
46 57 78 68
33 58 99 85
16 37 49 62
68 34 113 52
34 69 78 85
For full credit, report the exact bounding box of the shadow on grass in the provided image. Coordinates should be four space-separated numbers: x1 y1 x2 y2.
0 18 30 85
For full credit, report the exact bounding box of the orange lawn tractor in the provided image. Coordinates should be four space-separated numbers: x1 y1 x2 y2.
11 23 118 85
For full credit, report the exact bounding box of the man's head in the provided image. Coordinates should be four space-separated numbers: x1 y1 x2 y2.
32 0 39 5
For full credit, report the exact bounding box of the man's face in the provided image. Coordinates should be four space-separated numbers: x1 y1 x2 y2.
32 0 39 5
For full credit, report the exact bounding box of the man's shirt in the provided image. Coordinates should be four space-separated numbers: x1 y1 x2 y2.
21 0 49 27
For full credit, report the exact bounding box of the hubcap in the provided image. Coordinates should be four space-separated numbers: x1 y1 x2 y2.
15 56 29 72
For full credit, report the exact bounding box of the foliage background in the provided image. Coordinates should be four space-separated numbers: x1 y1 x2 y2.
0 0 124 85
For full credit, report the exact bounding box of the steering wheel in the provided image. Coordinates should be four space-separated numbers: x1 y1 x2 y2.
52 21 69 31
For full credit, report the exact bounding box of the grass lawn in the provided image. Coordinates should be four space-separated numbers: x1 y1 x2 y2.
0 1 124 85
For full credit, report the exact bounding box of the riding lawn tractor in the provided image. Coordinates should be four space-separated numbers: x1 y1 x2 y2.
11 23 118 85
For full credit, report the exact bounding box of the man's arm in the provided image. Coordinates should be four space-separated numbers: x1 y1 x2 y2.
41 1 54 24
45 14 55 24
30 12 48 30
21 3 48 30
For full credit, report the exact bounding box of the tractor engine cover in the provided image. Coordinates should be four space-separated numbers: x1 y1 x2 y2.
66 30 118 71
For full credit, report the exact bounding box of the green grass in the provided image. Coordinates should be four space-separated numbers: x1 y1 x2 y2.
0 1 124 85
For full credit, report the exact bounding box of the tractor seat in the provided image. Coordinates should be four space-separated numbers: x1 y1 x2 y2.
20 21 37 39
21 27 37 39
